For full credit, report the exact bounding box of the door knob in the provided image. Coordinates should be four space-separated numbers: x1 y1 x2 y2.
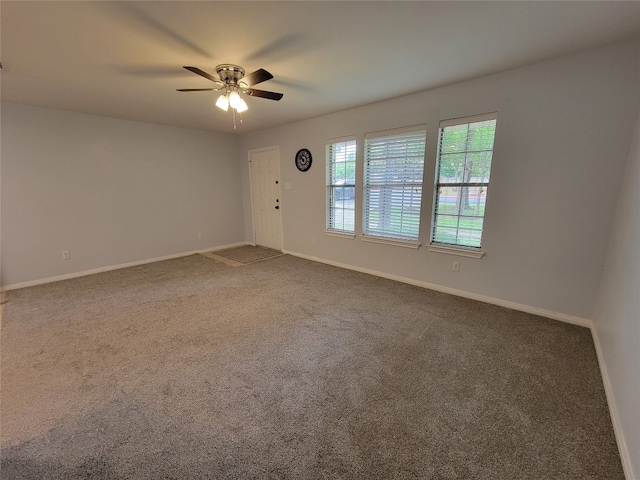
275 205 280 209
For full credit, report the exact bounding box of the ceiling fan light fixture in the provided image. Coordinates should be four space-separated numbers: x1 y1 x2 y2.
215 94 229 111
235 97 249 113
180 64 283 125
228 91 242 109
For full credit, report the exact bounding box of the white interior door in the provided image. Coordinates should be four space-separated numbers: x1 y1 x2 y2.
249 147 282 251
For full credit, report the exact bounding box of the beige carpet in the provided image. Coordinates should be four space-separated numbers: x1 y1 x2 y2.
0 254 623 479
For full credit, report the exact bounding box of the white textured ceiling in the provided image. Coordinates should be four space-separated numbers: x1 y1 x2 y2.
2 1 639 134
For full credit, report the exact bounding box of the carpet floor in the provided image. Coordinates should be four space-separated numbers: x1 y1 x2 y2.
0 254 623 479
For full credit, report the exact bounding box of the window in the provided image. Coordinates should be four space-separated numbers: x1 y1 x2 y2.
363 126 427 243
431 113 497 250
326 137 357 233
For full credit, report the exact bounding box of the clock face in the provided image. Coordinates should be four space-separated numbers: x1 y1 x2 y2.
295 148 312 172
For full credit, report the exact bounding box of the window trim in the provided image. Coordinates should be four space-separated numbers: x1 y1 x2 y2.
361 235 420 249
324 230 356 240
427 244 484 258
438 112 497 129
429 112 497 254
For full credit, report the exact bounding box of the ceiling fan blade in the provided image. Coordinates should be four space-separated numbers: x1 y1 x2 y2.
245 89 283 101
176 88 215 92
183 66 223 85
239 68 273 88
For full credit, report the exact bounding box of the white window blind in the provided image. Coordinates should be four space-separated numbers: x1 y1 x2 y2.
363 126 426 241
326 137 357 233
431 113 497 249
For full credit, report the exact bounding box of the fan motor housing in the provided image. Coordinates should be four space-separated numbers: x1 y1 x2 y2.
216 64 246 86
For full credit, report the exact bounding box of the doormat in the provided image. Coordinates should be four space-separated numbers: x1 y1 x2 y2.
201 245 284 267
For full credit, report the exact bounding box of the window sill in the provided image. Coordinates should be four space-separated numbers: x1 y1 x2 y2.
428 244 484 258
324 230 356 240
361 235 420 249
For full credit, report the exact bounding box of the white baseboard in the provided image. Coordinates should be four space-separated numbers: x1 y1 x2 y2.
284 249 593 328
7 243 590 325
0 241 249 292
590 326 635 480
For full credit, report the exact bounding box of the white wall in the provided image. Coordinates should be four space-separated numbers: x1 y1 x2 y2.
239 40 640 321
1 103 244 287
593 111 640 479
1 39 638 477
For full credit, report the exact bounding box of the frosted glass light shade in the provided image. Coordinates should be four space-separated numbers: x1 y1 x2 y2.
215 94 229 111
235 97 248 113
228 91 241 109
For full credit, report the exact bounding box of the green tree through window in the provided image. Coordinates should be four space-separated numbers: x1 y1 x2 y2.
431 114 497 248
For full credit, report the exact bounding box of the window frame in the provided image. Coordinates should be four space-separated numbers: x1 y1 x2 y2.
429 112 498 257
362 125 427 246
325 136 357 236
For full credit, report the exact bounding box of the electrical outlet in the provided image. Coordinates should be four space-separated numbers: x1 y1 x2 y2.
312 237 317 244
452 261 460 272
62 251 70 260
197 232 203 239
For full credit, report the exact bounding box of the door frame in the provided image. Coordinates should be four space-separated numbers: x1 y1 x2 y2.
248 145 283 251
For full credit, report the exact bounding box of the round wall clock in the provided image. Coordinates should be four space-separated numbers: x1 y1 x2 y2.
295 148 312 172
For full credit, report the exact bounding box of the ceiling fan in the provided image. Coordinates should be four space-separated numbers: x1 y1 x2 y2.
177 64 283 126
